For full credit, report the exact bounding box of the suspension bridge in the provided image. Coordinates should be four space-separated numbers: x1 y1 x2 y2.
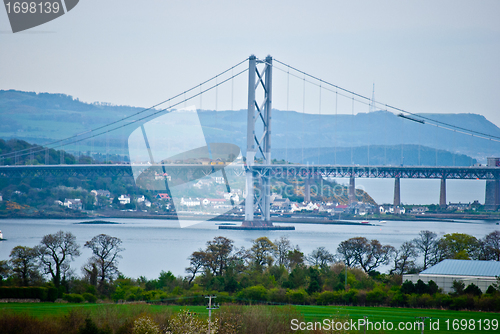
1 55 500 228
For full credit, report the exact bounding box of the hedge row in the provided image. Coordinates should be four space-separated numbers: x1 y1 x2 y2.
0 287 58 302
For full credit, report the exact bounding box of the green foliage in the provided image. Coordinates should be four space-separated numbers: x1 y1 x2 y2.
132 316 160 334
286 289 308 304
79 318 112 334
464 283 483 296
237 285 268 303
63 293 85 303
82 292 97 303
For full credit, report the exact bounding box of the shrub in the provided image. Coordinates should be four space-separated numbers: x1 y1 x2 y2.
316 291 337 305
83 292 97 303
286 289 308 305
237 285 268 304
366 287 386 305
464 283 482 297
63 293 85 303
165 310 212 334
79 318 112 334
133 316 160 334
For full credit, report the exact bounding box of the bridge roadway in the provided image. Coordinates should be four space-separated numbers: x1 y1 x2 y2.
0 164 499 179
1 164 499 209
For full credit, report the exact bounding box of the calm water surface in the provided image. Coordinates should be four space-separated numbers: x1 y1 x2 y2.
0 218 498 279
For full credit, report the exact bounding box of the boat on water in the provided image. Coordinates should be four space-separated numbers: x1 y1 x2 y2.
379 220 387 224
361 221 370 225
0 230 4 240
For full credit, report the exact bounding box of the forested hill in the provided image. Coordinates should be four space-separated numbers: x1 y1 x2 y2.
1 90 498 164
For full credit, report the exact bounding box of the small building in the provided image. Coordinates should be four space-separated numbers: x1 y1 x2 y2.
403 259 500 293
448 202 471 211
202 198 227 206
118 195 131 205
410 206 429 214
63 198 83 210
181 198 200 207
156 193 171 200
91 189 111 198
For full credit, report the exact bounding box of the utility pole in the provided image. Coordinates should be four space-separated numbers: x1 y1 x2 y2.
415 317 430 334
345 261 348 291
206 295 219 334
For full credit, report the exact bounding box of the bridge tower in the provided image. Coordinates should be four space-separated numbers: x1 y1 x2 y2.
243 55 273 227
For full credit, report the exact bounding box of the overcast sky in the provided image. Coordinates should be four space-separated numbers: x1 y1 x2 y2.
1 0 499 125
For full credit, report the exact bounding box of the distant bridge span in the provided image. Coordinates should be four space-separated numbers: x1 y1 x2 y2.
1 164 499 210
0 164 499 180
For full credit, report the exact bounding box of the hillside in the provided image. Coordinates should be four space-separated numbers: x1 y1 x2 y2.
1 90 497 164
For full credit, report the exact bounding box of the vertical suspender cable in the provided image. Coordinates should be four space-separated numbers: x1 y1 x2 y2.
384 107 388 165
435 125 439 166
418 119 421 166
351 97 354 165
318 84 321 165
302 75 306 164
231 67 234 131
469 134 473 166
400 116 404 165
215 75 218 125
453 130 456 166
286 68 290 163
335 90 338 165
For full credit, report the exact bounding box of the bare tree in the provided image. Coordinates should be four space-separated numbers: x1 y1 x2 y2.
273 236 292 267
9 246 41 286
185 250 207 284
337 238 360 267
391 241 418 275
413 230 438 269
84 234 124 290
206 236 233 276
36 230 80 287
483 231 500 261
0 260 10 281
306 247 335 268
337 237 394 272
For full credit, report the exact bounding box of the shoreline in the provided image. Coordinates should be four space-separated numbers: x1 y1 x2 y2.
1 212 499 224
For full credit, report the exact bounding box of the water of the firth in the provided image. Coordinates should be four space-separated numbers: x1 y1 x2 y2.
0 218 498 279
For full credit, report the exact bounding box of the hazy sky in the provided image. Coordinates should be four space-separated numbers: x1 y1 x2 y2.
1 0 499 124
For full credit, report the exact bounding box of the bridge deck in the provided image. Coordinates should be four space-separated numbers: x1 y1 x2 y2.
0 164 498 179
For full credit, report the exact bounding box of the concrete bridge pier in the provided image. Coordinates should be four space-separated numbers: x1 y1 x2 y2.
348 176 356 205
485 158 500 211
440 178 447 208
485 179 500 211
393 177 400 207
304 176 311 203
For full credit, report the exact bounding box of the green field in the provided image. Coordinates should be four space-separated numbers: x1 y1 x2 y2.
1 303 498 333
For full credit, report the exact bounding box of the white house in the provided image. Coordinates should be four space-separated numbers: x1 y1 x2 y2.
181 198 201 207
91 189 111 198
64 198 83 210
118 195 131 205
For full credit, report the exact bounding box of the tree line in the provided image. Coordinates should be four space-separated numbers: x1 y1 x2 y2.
0 231 124 298
1 230 499 311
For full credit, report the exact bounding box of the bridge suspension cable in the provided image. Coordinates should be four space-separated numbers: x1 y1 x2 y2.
1 58 249 161
271 58 500 143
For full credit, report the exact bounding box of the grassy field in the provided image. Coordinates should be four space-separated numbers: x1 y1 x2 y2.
1 303 498 333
